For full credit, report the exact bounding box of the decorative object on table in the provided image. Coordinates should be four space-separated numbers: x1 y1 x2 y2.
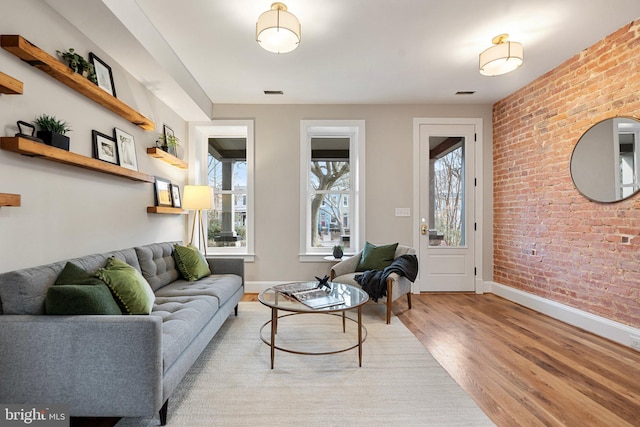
332 244 344 259
154 177 173 207
89 52 116 97
315 275 330 289
56 48 97 84
34 114 71 150
92 130 118 164
113 127 138 171
158 124 180 156
171 184 182 208
182 185 213 255
15 120 43 143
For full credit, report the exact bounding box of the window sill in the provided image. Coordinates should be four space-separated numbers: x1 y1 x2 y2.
298 253 356 262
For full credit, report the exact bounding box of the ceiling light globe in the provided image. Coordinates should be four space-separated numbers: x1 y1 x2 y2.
479 40 523 76
256 2 301 54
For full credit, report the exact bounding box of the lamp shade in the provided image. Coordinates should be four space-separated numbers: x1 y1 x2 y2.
182 185 213 210
256 2 301 54
479 35 523 76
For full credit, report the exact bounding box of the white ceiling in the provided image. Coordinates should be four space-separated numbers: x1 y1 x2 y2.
45 0 640 120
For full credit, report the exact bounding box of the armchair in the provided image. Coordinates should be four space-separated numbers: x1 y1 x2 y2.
330 245 415 324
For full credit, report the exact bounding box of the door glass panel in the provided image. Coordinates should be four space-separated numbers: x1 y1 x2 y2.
429 136 465 247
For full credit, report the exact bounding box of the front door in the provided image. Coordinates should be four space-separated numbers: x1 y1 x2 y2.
418 122 476 292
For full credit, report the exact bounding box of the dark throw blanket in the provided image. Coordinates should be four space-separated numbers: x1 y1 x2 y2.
354 254 418 302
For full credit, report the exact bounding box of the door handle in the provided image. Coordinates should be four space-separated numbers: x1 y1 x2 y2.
421 224 428 235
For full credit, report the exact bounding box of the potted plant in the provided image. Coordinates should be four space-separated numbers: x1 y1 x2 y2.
157 133 181 156
332 245 344 259
34 114 72 150
56 48 97 84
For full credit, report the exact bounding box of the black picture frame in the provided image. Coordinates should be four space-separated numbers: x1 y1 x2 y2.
163 124 176 156
154 177 173 207
171 184 182 208
89 52 116 97
92 130 118 165
113 128 138 171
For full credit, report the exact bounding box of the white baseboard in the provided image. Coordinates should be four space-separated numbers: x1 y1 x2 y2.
245 281 286 294
488 281 640 350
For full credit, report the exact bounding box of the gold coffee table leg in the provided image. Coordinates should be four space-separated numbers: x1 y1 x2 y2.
270 307 277 369
358 306 363 367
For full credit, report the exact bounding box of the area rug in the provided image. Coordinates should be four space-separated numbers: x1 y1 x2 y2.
116 302 494 426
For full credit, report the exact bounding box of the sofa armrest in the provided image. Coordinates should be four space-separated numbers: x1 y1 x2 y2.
330 252 362 279
0 315 163 417
206 258 244 284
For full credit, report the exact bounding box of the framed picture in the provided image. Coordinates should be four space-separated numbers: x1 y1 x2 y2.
92 130 118 165
114 128 138 171
154 177 173 207
163 124 176 156
171 184 182 208
89 52 116 97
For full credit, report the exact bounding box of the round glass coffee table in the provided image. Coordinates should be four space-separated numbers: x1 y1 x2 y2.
258 281 369 369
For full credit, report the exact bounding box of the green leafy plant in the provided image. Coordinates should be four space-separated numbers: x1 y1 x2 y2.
34 114 72 135
56 48 97 84
158 133 180 148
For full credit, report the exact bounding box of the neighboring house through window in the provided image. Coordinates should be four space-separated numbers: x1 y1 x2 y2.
299 120 365 260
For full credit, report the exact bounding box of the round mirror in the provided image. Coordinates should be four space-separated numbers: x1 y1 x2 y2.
571 117 640 203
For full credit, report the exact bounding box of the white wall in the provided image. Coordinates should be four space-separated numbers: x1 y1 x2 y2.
212 104 493 284
0 0 187 272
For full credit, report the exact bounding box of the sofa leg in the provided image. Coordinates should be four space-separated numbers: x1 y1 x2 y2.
407 291 412 310
159 399 168 426
234 304 238 316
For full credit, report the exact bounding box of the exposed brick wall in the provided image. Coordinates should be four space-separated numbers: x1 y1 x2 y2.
493 20 640 328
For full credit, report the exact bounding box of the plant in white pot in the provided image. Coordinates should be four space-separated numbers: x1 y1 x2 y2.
34 114 72 150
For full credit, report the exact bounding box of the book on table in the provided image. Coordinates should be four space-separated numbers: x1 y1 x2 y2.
273 282 345 309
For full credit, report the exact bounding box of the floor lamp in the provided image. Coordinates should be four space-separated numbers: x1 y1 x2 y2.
182 185 213 255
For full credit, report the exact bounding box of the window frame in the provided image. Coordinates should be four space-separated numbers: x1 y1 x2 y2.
189 120 255 261
299 120 365 261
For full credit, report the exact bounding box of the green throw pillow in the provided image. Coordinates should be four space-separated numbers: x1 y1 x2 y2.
95 257 155 315
356 242 399 272
45 262 122 315
45 284 123 315
173 244 211 281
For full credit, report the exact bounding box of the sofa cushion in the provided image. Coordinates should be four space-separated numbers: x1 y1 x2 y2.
152 295 219 372
356 242 398 272
154 274 242 307
135 242 180 291
0 248 139 315
173 244 211 281
95 257 155 315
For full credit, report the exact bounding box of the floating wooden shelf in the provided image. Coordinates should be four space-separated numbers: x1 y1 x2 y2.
147 206 186 214
0 137 155 183
147 147 188 169
0 35 154 131
0 71 23 94
0 193 21 207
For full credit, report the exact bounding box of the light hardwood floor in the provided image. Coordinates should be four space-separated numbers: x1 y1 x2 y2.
74 293 640 427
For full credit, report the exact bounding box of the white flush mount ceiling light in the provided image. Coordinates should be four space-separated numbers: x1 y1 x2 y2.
256 2 301 54
479 34 523 76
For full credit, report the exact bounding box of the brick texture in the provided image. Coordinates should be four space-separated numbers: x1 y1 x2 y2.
493 20 640 328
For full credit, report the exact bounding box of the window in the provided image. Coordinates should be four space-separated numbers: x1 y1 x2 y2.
300 120 365 260
191 120 254 260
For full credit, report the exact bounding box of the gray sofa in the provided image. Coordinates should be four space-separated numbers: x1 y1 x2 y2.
0 241 244 425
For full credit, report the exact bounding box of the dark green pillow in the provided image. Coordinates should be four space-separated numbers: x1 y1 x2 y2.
95 257 155 315
173 244 211 281
356 242 399 272
45 262 122 315
45 284 123 315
